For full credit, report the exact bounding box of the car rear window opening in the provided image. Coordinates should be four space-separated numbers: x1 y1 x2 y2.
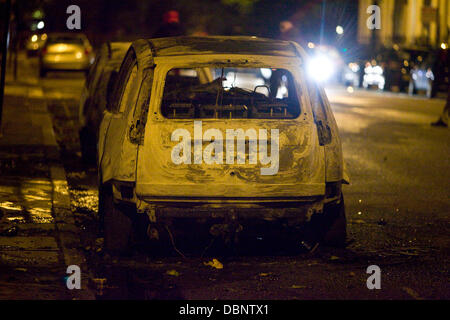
161 67 301 119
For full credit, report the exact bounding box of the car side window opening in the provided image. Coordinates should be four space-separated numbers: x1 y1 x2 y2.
161 67 301 119
118 64 139 113
110 49 136 113
129 69 154 145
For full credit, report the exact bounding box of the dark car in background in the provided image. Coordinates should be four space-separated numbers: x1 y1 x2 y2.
78 41 130 163
375 47 411 93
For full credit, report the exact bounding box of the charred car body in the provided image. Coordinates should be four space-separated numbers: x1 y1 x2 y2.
97 36 349 254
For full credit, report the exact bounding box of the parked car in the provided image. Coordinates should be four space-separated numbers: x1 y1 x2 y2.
341 62 360 87
78 41 130 163
98 36 349 254
408 48 449 98
377 48 411 92
361 47 412 92
39 32 94 77
362 61 385 90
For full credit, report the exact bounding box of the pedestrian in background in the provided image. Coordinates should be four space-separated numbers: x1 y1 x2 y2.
153 10 186 38
431 85 450 127
278 20 302 44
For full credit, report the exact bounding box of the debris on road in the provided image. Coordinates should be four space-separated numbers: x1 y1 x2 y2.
92 278 107 296
291 285 307 289
203 258 223 269
95 238 104 247
166 270 180 277
0 225 19 237
402 287 424 300
329 255 340 261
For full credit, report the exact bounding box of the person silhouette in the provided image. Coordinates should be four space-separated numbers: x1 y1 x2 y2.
153 10 186 38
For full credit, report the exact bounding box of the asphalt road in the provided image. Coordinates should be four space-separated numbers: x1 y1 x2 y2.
38 66 449 299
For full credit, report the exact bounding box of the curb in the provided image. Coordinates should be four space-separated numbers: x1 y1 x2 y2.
39 86 96 300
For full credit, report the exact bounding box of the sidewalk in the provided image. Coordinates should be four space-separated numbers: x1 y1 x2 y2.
0 77 94 299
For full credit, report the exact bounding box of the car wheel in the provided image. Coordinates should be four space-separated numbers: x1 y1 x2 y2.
321 194 347 247
301 194 347 249
100 183 133 254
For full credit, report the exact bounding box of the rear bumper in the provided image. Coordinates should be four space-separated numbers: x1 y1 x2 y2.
137 196 324 223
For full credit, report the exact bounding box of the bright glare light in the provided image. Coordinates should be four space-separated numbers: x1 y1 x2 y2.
336 25 344 35
441 42 448 50
307 55 335 82
37 21 45 29
75 51 83 59
347 86 354 93
41 33 47 40
31 34 38 42
307 42 315 49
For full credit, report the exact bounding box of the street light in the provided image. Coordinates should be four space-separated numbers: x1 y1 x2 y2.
37 21 44 29
336 25 344 35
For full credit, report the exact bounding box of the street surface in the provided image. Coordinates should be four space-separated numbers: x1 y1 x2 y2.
2 55 449 299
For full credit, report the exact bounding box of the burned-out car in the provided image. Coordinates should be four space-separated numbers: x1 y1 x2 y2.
98 36 349 253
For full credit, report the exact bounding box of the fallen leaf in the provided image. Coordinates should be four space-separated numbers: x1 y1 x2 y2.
291 285 307 289
402 287 423 300
203 258 223 269
166 270 180 277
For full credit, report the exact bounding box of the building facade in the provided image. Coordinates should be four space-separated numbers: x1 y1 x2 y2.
358 0 450 48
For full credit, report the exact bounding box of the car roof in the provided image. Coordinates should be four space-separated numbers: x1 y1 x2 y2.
142 36 298 58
